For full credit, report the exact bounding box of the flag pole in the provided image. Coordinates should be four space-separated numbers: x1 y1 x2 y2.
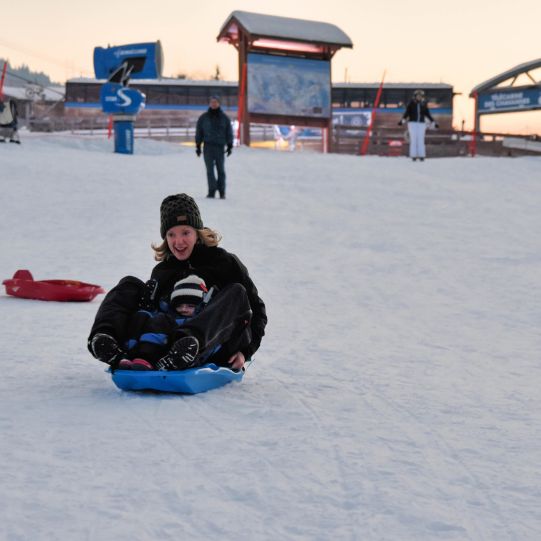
360 70 386 156
0 62 8 100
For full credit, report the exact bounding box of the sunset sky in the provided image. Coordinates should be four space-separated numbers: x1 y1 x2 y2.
1 0 540 133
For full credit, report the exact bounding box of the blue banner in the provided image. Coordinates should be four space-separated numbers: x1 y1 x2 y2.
114 120 134 154
478 88 541 114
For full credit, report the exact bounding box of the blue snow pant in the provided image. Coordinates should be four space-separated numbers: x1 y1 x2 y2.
203 143 226 196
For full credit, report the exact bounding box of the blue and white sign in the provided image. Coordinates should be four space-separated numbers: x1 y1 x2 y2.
100 83 146 115
478 88 541 114
93 42 163 80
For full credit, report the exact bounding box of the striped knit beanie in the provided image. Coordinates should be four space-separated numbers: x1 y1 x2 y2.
170 275 208 307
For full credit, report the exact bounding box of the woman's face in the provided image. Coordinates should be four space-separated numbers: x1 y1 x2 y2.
166 225 198 260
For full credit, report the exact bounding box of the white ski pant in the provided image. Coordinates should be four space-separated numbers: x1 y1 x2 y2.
408 121 427 158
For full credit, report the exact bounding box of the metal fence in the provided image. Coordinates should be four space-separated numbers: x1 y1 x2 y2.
26 114 540 156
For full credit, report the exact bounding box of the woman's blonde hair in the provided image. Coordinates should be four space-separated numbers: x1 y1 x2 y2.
151 227 222 261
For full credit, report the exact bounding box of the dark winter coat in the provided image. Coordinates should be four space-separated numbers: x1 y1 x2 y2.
195 107 233 147
89 244 267 359
402 99 434 123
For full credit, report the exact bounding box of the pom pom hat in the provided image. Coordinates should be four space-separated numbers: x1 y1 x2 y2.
160 194 203 238
170 275 208 307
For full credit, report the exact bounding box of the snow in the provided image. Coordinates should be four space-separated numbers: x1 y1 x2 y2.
1 133 540 540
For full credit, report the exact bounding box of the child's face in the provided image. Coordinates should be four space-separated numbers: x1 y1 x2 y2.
175 303 196 316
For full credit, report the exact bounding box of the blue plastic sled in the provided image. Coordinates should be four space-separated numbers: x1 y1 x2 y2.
110 363 244 394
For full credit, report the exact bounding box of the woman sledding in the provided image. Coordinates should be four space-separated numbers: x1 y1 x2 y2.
87 193 267 372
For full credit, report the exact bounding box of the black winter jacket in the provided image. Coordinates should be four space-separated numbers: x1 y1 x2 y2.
195 107 233 147
402 100 434 123
89 244 267 359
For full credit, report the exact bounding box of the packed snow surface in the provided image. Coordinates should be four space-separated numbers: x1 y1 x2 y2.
1 134 540 541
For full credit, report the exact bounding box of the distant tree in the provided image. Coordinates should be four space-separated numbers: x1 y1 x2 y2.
0 58 58 87
213 65 221 81
175 73 187 79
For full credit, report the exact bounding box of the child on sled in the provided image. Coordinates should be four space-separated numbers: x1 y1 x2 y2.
117 274 209 370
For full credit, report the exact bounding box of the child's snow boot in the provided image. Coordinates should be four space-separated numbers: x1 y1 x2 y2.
117 358 154 370
130 358 154 370
155 335 199 371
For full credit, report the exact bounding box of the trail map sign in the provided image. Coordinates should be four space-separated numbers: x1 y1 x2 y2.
247 53 331 118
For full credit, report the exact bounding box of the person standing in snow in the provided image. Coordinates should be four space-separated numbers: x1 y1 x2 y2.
398 90 438 161
195 96 233 199
287 125 298 152
0 98 20 144
88 193 266 372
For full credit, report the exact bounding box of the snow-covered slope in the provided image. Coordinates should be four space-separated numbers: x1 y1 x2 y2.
1 135 540 540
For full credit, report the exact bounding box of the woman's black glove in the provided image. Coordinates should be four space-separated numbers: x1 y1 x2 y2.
139 278 159 311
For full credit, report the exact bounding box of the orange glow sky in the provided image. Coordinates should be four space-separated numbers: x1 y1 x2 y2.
1 0 540 133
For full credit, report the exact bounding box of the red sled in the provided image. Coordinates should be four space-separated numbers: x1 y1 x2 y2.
2 269 105 302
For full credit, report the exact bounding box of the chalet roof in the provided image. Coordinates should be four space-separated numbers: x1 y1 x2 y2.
218 10 353 48
470 58 541 96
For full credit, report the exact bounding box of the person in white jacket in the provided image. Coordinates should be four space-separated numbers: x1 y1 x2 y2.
0 99 20 144
399 90 438 161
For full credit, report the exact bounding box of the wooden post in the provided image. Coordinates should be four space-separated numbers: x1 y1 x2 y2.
325 119 331 153
470 91 478 157
237 62 247 145
239 36 250 146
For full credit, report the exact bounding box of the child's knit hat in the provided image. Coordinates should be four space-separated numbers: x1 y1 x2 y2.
160 194 203 238
170 275 208 307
